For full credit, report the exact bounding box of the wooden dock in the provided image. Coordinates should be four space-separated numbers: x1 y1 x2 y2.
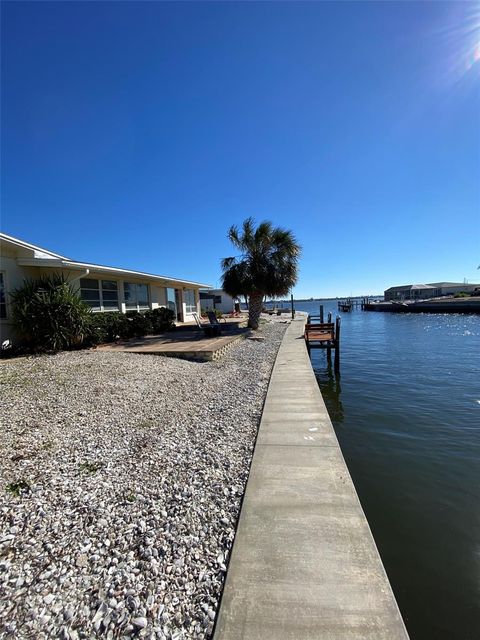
305 314 341 372
338 297 372 311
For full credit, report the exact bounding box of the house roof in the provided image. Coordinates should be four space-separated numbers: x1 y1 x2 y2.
410 284 435 290
386 281 480 292
384 283 435 292
0 232 69 260
427 282 479 287
0 232 211 288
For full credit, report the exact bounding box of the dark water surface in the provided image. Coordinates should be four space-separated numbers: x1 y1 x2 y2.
295 300 480 640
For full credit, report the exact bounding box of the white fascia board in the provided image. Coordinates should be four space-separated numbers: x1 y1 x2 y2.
16 257 211 288
62 262 211 288
17 258 72 268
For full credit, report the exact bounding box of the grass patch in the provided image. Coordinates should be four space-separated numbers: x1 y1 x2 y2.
6 480 31 497
79 462 101 474
138 419 155 429
0 371 33 387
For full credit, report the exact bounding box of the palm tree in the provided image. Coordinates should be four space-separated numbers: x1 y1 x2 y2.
221 218 301 329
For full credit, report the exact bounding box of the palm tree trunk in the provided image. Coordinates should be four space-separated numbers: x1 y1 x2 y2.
248 292 264 329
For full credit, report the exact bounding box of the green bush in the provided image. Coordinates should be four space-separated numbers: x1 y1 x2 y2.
125 310 153 337
10 275 92 352
201 307 223 319
144 307 175 333
84 312 129 345
84 307 175 346
454 292 469 298
10 275 177 351
124 308 175 337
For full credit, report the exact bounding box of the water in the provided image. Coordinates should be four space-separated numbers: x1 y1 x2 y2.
295 300 480 640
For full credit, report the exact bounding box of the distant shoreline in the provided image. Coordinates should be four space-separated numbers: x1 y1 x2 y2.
265 296 383 303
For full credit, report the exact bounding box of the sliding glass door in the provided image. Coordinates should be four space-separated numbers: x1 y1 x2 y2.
166 287 176 316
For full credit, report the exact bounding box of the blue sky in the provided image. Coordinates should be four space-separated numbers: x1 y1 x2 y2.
2 1 479 297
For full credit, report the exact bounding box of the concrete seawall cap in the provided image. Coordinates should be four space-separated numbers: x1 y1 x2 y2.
214 315 409 640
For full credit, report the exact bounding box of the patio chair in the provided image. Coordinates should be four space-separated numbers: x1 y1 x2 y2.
207 311 224 329
192 312 221 337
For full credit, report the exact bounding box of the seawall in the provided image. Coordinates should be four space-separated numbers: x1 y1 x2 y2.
214 315 409 640
364 298 480 313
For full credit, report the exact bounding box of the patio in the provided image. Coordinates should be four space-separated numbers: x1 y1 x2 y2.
96 317 250 361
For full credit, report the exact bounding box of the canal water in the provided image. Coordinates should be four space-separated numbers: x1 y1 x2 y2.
295 300 479 640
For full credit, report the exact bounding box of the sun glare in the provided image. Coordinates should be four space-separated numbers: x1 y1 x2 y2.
468 41 480 69
459 4 480 75
438 2 480 84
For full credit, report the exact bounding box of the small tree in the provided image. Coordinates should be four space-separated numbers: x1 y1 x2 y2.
221 218 301 329
11 274 92 352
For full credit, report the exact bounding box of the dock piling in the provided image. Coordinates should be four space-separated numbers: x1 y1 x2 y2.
334 316 341 372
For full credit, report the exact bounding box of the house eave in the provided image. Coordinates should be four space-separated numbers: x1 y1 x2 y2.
16 257 211 288
0 232 68 260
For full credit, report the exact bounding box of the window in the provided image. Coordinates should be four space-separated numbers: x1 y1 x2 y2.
80 279 100 309
101 280 119 309
80 279 119 311
0 273 6 319
124 282 150 310
184 289 196 313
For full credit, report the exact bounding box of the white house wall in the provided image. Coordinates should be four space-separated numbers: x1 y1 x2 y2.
151 285 167 309
177 287 201 323
1 258 203 342
0 248 43 341
216 294 235 314
200 290 236 314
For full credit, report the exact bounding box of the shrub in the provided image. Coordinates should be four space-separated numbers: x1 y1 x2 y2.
10 276 177 351
454 292 469 298
83 307 175 346
126 311 153 337
145 307 175 333
10 275 91 352
84 312 129 345
201 307 223 319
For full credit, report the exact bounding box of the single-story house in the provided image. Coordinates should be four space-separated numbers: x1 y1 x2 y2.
384 281 480 301
0 233 211 342
199 289 240 315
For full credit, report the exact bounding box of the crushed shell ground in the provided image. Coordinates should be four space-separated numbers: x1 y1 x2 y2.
0 321 287 640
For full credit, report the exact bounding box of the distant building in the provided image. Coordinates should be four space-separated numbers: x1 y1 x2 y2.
384 282 480 301
427 282 480 296
199 289 239 314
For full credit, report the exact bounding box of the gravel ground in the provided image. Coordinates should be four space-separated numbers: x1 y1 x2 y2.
0 320 287 640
